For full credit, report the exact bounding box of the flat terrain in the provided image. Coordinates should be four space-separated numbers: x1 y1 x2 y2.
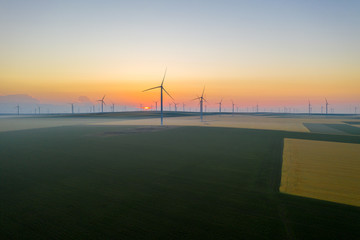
1 116 360 239
281 138 360 207
2 112 359 133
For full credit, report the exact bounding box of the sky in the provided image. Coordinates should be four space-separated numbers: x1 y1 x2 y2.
0 0 359 112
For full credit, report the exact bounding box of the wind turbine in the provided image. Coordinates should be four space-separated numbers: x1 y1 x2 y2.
231 99 235 115
308 100 311 115
193 86 207 121
325 98 329 115
218 98 223 113
143 68 174 125
15 104 20 115
69 103 74 114
182 103 185 112
97 95 106 113
154 101 158 111
173 102 178 112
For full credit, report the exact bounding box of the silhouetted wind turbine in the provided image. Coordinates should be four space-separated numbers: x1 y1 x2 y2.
193 86 207 121
15 104 20 115
231 99 235 114
325 98 329 115
218 98 223 113
182 103 185 112
97 95 106 113
154 101 158 111
173 102 178 112
69 103 74 114
308 100 311 115
143 68 174 125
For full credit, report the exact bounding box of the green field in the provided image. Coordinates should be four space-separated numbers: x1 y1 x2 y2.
1 124 360 239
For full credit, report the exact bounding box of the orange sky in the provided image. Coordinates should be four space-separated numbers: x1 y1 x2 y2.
1 1 359 109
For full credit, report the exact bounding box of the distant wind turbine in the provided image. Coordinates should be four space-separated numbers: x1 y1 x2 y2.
231 99 235 115
218 98 223 113
15 104 20 115
97 95 106 113
154 101 158 111
325 98 329 115
173 102 178 112
193 86 207 121
182 103 185 112
69 103 75 114
143 68 174 125
308 100 311 115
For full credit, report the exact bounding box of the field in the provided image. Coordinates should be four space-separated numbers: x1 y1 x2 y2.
1 113 360 239
281 138 360 207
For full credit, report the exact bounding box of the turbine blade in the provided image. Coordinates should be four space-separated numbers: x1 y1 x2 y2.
143 86 160 92
161 67 167 86
102 95 106 100
201 86 205 97
192 97 201 101
163 87 174 100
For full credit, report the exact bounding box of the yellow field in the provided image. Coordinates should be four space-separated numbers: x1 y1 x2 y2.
92 115 356 133
280 138 360 207
0 114 356 133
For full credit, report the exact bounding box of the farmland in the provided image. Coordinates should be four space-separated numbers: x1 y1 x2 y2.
0 114 360 239
281 138 360 207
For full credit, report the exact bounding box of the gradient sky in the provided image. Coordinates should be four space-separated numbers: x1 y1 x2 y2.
1 0 359 109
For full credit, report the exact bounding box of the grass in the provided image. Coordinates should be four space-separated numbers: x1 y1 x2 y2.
1 125 360 239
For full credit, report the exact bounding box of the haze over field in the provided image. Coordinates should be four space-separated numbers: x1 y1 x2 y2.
1 1 359 113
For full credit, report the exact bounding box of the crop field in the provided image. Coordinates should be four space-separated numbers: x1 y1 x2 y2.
280 138 360 207
1 116 360 239
90 113 360 133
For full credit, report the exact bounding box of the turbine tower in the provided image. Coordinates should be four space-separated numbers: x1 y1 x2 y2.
15 104 20 115
154 101 158 111
325 98 329 115
97 95 106 113
308 100 311 115
193 86 207 121
173 102 178 112
69 103 74 114
143 68 174 126
183 103 185 112
231 99 235 115
218 98 223 113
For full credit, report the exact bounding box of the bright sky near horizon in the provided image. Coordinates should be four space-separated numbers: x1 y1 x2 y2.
1 0 359 107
